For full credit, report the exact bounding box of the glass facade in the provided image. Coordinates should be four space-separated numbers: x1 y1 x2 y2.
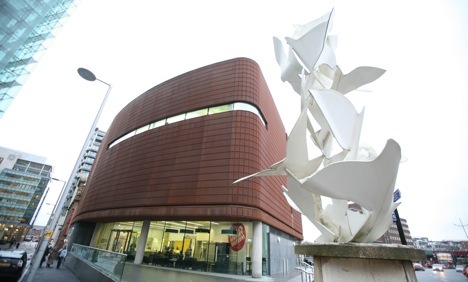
91 220 258 275
0 153 52 242
0 0 76 118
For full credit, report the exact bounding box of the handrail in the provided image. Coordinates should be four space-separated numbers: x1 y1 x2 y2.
295 261 314 282
70 244 127 281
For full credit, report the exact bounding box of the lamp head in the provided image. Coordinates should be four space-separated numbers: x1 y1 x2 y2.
77 68 96 81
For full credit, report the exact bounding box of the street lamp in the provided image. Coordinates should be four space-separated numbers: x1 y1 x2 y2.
26 69 111 282
26 177 66 282
51 68 111 244
454 218 468 239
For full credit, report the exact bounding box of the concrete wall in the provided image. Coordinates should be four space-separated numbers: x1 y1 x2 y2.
269 227 298 276
66 253 115 282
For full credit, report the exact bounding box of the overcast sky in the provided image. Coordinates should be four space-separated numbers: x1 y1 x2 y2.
1 0 467 241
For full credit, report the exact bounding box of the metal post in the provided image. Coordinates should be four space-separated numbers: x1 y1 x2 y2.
50 69 111 244
454 218 468 239
26 68 111 282
394 209 407 245
25 178 66 282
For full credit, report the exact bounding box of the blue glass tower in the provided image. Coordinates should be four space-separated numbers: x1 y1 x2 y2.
0 0 76 118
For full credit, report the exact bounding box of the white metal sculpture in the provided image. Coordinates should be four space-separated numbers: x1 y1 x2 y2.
235 10 401 243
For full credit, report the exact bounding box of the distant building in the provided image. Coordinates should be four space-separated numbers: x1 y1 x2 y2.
377 217 414 246
412 238 468 266
412 237 430 249
53 128 105 246
348 202 415 246
0 0 76 118
0 147 52 242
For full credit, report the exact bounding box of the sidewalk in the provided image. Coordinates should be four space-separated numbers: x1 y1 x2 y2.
23 262 81 282
6 242 302 282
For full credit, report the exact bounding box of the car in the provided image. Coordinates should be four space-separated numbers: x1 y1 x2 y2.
432 263 444 272
413 262 425 271
456 264 465 272
0 250 27 281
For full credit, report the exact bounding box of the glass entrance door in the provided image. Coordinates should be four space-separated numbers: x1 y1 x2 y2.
107 229 133 253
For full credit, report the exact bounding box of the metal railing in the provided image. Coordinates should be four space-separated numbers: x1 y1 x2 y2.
70 244 126 281
295 260 314 282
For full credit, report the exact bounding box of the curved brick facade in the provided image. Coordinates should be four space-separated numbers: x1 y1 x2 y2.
73 57 302 239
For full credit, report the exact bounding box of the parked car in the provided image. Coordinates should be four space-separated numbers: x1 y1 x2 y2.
456 264 465 272
432 263 444 272
413 263 425 271
0 250 27 281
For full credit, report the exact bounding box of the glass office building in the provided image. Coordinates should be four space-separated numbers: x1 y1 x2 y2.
0 0 76 118
54 128 106 246
0 147 52 242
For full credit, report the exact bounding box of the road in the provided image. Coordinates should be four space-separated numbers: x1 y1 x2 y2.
0 241 37 282
415 268 467 282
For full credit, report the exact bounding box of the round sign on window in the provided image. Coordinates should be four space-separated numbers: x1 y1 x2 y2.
228 223 246 251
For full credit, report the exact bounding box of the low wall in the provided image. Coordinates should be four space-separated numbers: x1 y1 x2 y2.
296 243 426 282
66 253 116 282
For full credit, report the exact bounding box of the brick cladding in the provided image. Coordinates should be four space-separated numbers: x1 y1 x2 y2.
73 57 303 239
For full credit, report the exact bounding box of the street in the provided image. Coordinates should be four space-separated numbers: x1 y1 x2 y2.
0 241 38 281
416 268 467 282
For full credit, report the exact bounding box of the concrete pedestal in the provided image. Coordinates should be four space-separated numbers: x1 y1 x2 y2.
296 243 425 282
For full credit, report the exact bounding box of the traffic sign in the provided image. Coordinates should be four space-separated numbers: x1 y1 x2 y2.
393 189 401 202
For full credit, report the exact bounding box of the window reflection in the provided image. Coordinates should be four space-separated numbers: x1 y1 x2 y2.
91 220 253 275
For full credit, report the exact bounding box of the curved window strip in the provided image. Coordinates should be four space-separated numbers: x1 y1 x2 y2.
108 102 266 149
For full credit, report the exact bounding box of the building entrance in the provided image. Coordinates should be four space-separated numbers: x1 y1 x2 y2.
107 229 133 253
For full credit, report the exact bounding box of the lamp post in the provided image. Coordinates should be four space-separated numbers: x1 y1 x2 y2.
26 69 111 282
454 218 468 239
50 68 112 245
26 178 66 282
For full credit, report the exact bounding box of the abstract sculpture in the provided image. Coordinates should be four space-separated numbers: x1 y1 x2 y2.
235 10 402 243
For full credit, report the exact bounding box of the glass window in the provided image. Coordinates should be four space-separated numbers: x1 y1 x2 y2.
135 125 149 135
149 120 165 129
208 104 233 115
90 220 253 275
166 113 186 124
186 108 208 120
234 102 266 126
108 102 267 150
109 131 135 148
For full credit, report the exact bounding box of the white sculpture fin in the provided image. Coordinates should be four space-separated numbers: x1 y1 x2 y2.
332 66 386 94
310 89 363 151
298 139 401 212
286 10 334 72
273 37 303 94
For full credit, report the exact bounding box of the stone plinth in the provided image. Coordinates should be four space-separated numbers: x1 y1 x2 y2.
296 243 426 282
